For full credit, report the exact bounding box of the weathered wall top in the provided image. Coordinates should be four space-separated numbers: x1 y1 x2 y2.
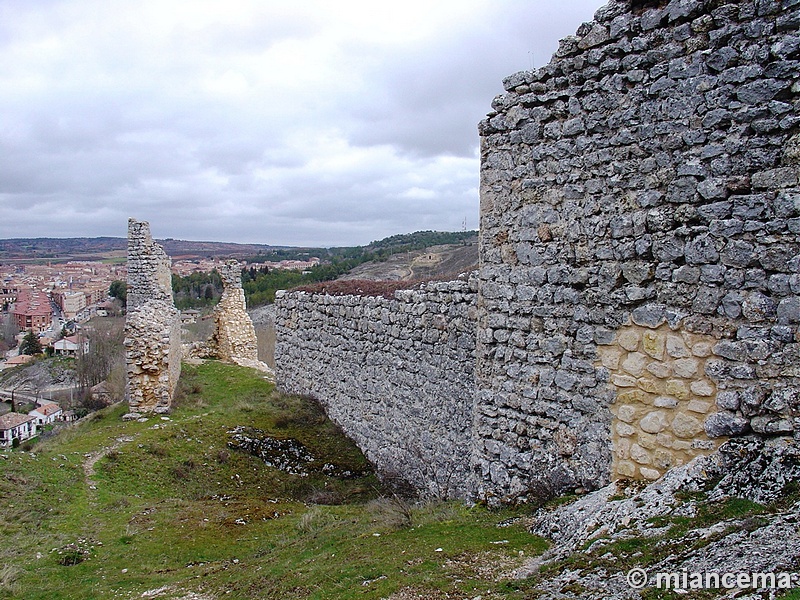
126 218 174 311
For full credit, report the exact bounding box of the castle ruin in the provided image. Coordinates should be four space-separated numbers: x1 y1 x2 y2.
276 0 800 502
208 260 269 373
124 219 182 413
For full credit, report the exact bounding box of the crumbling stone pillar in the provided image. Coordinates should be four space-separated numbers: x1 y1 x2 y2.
124 218 181 413
210 260 262 368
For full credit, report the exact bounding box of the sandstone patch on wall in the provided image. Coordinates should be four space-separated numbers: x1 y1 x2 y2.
274 278 477 499
599 322 724 480
125 219 181 413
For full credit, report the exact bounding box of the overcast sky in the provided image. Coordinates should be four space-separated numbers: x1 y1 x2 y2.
0 0 605 247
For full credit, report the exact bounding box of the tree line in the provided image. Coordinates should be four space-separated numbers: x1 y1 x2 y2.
132 229 478 309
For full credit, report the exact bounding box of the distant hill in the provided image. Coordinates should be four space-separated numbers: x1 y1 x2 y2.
0 230 476 264
338 237 478 282
0 237 290 263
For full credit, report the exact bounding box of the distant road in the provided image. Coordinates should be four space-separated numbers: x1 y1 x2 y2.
0 388 46 404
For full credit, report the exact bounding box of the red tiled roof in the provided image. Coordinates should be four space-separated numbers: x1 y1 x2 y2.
0 412 35 430
32 404 61 417
5 355 33 366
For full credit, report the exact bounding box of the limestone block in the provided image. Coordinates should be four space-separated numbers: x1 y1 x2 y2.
637 432 657 450
653 449 675 471
647 362 672 379
640 411 668 434
656 432 675 448
653 396 678 408
642 330 666 360
673 358 699 378
640 467 661 480
637 377 659 393
617 389 652 405
665 379 691 400
616 437 631 459
616 421 637 437
671 413 704 439
690 380 715 397
612 374 638 387
691 341 714 357
687 399 712 414
666 335 690 358
616 460 637 478
616 405 637 423
618 329 641 352
630 443 652 465
599 347 623 369
622 352 648 377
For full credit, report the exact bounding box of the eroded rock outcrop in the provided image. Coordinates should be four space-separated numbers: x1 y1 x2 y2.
518 436 800 598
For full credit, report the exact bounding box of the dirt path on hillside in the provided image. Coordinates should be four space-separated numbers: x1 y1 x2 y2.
81 412 210 493
82 435 136 491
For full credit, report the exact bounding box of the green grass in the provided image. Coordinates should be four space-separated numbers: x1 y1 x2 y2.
0 361 547 600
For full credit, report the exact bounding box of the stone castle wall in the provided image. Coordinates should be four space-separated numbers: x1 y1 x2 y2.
125 219 182 413
274 279 477 498
274 0 799 502
126 219 174 311
476 0 799 500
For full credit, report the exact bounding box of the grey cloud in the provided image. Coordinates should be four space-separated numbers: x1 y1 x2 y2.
0 0 606 246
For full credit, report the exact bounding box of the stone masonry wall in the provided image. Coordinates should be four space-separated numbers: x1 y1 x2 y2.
274 279 477 498
126 218 174 312
125 219 182 413
476 0 799 502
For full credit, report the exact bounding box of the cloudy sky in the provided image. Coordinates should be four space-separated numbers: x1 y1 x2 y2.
0 0 605 247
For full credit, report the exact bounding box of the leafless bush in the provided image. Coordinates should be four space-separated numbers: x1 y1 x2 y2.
367 495 414 530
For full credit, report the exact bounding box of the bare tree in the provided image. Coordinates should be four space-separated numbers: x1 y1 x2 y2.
75 318 125 395
1 313 19 349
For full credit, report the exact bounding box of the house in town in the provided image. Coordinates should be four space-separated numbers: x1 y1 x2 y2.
10 290 52 333
52 335 87 356
1 354 33 370
28 402 63 426
90 380 114 406
0 413 37 448
180 309 200 324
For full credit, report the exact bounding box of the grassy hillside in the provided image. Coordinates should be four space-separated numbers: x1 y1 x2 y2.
0 362 545 600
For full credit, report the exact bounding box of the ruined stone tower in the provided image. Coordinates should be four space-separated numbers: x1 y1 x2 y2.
210 260 262 368
124 218 182 413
